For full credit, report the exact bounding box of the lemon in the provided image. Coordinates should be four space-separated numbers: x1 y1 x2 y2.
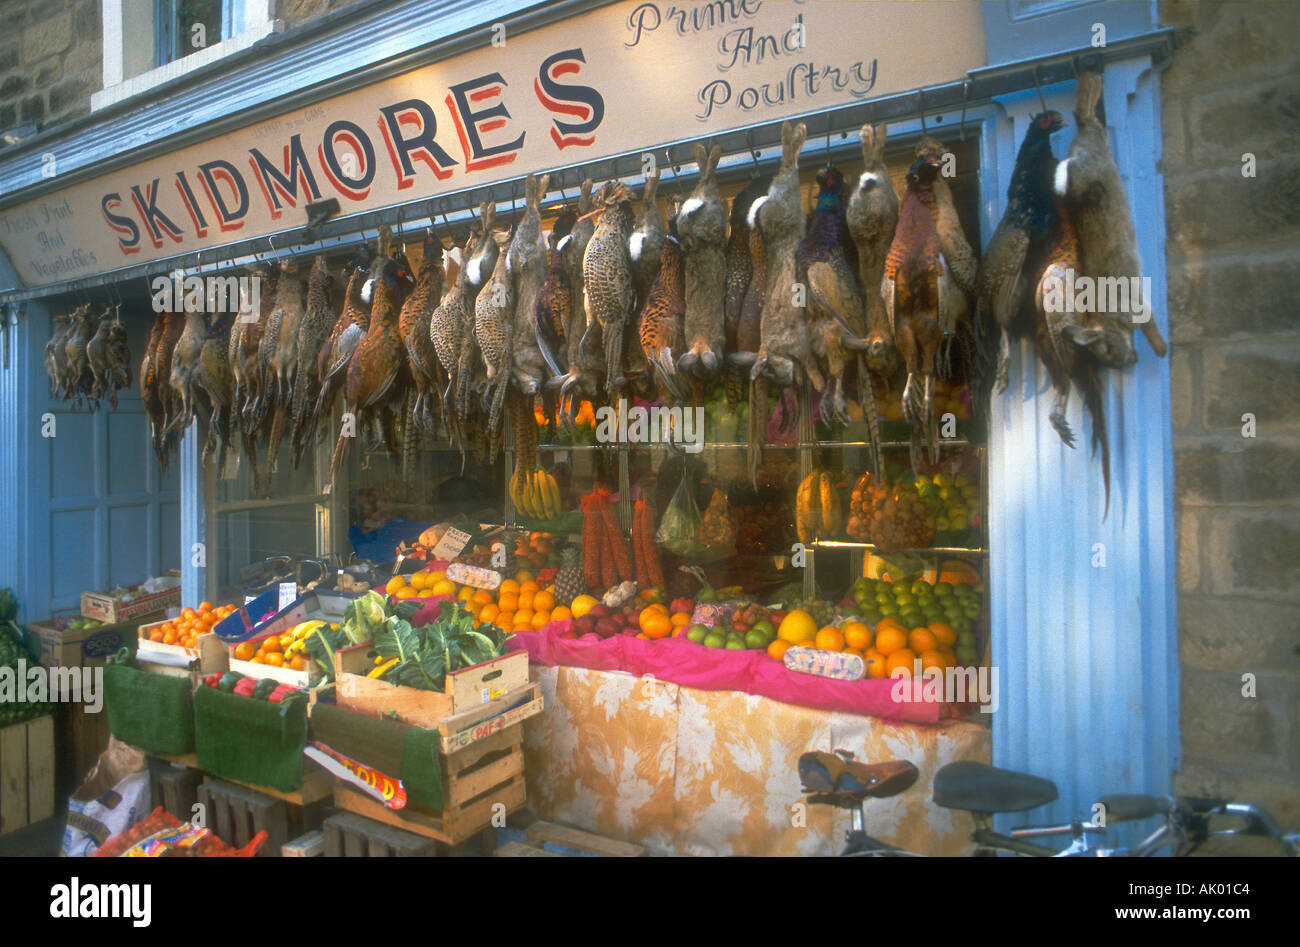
385 576 407 595
570 595 599 619
431 579 456 596
777 609 817 644
408 572 427 591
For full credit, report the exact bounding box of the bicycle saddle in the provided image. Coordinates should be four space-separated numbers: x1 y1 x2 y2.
1098 794 1173 823
800 753 919 805
933 761 1058 813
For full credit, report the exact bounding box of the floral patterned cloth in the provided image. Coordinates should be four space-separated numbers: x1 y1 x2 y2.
522 665 992 856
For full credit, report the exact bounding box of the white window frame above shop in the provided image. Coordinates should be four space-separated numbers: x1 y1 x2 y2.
93 0 284 112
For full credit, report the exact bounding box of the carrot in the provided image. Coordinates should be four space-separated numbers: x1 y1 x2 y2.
582 492 602 589
641 500 665 588
596 493 620 588
598 488 630 584
632 497 648 586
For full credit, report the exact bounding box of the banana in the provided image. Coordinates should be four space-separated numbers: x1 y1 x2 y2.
542 471 562 519
509 468 523 513
819 472 840 537
522 469 539 518
796 472 819 544
290 619 326 639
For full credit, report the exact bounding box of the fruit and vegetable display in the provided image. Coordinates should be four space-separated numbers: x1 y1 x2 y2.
144 601 240 650
202 670 302 705
365 602 512 690
232 618 336 672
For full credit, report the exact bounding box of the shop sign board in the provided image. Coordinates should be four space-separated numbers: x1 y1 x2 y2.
0 0 984 288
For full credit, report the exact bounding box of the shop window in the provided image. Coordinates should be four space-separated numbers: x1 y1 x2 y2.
94 0 282 111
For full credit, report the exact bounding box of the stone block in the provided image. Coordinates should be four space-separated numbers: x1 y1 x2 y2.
0 43 19 73
1186 72 1300 165
1205 510 1300 595
1174 757 1300 834
1201 344 1300 430
1165 159 1300 253
19 93 44 124
0 103 15 131
1161 2 1300 96
48 73 95 114
1179 666 1293 771
21 12 72 65
1177 508 1200 592
72 0 101 39
1169 343 1197 430
1166 249 1300 343
63 38 99 74
1175 440 1300 504
0 74 29 98
1178 594 1300 672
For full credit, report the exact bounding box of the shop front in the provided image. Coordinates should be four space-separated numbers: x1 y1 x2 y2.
0 0 1179 856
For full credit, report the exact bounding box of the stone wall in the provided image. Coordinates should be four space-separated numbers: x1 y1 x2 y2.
1161 0 1300 827
0 0 102 133
0 0 365 136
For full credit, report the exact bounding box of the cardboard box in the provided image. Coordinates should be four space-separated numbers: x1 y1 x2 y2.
80 577 181 624
26 618 138 668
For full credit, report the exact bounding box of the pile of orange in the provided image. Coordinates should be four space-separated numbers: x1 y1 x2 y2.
466 572 569 633
764 617 961 681
145 601 237 651
233 630 307 671
635 603 673 639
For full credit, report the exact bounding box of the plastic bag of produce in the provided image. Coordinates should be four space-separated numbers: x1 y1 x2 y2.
699 489 737 561
61 737 150 856
93 806 267 857
657 470 705 558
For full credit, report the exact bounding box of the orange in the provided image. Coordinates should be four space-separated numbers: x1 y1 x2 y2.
843 647 865 660
496 611 515 629
516 571 535 585
181 607 196 621
671 612 691 627
815 626 845 651
530 611 551 630
515 608 534 625
163 630 178 645
641 612 673 639
498 592 519 613
908 627 939 653
533 590 555 613
148 628 164 642
551 605 571 622
498 579 519 597
517 591 535 612
519 580 539 595
290 655 305 671
842 621 872 651
941 649 957 668
929 622 957 648
472 589 493 607
260 636 282 653
512 615 532 630
885 649 917 678
919 650 948 672
457 586 475 602
250 655 265 664
234 642 255 661
198 601 213 613
767 639 793 661
478 604 500 624
873 616 907 638
874 625 908 656
266 652 285 667
570 595 598 619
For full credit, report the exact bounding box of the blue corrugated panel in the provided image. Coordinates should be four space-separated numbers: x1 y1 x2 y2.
982 59 1177 846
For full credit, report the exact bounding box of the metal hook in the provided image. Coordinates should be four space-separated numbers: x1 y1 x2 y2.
825 113 833 168
959 80 971 142
1033 64 1048 115
745 131 761 174
919 88 928 135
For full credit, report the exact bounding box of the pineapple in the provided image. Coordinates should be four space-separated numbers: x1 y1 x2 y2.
553 545 585 607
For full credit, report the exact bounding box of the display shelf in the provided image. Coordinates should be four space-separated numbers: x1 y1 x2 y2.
536 440 983 452
811 539 988 556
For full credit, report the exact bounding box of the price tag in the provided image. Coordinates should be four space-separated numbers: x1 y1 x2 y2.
431 526 472 562
278 582 298 612
243 594 256 605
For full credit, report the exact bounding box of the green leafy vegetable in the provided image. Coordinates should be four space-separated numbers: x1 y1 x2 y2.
367 603 512 692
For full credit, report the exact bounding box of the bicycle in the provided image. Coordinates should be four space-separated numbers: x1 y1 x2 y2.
933 761 1300 857
798 750 925 856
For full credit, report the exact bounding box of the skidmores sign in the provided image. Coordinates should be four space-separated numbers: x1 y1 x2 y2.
0 0 984 288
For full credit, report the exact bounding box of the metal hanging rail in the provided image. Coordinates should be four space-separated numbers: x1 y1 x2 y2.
0 27 1177 304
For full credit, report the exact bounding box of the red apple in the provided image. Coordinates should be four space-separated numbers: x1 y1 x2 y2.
589 604 610 619
595 617 621 638
574 615 596 636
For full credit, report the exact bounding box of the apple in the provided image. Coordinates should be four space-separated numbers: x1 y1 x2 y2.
589 604 610 619
574 615 596 636
595 617 621 638
686 624 708 644
732 619 750 633
670 599 695 616
770 609 788 624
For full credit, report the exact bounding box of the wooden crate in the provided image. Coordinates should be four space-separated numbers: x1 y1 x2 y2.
56 701 110 795
322 811 439 857
0 715 55 836
332 724 526 848
81 583 180 624
197 779 289 858
151 751 334 807
334 647 541 750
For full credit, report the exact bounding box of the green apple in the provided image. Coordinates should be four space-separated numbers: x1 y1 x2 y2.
704 631 726 649
686 624 709 644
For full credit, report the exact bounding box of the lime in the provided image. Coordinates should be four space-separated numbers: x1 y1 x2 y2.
745 629 768 649
878 602 898 616
704 632 726 649
955 646 977 666
956 631 976 649
687 625 709 644
954 473 972 488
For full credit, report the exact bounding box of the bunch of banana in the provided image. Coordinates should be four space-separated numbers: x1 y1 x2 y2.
284 619 331 655
795 471 843 544
510 466 562 520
